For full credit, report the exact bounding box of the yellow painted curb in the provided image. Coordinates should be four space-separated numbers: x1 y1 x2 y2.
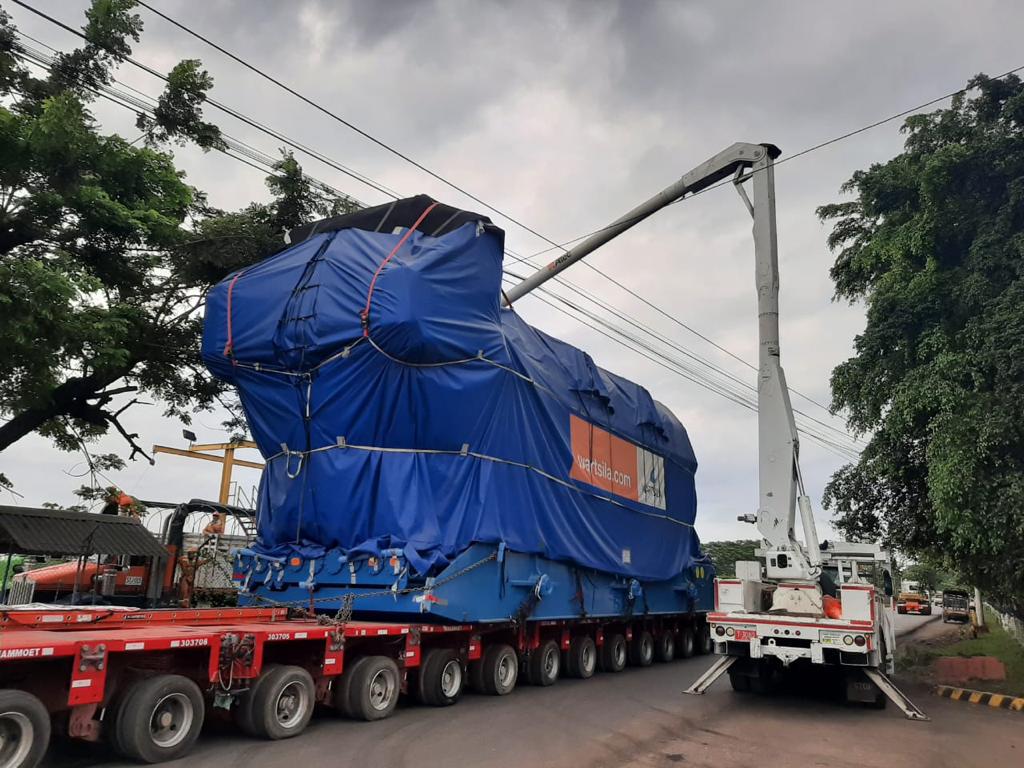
934 685 1024 712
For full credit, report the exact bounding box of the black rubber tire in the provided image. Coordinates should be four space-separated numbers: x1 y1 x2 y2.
869 684 888 709
655 632 675 663
598 633 627 673
728 669 751 692
347 656 401 721
331 657 364 718
106 686 133 755
0 689 50 768
629 630 654 667
677 626 696 659
113 674 204 763
565 636 597 679
235 664 276 735
480 644 518 695
526 639 561 686
241 665 315 740
748 663 777 694
416 648 464 707
468 657 487 693
697 623 714 655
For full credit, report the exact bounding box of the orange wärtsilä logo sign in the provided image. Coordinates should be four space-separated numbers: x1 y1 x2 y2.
569 414 666 509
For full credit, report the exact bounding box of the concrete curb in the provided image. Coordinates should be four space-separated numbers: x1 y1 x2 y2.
934 685 1024 711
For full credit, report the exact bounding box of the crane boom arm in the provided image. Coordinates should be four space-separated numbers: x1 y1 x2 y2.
504 141 821 581
503 143 769 306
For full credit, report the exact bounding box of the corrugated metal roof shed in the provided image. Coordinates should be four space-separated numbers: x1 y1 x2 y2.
0 506 167 557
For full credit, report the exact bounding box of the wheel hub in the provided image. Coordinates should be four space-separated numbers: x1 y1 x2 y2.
498 655 514 686
582 645 593 671
0 712 33 768
369 669 395 711
440 660 462 697
276 681 308 728
149 694 192 749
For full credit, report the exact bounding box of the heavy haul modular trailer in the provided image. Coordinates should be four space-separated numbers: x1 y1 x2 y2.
0 604 711 767
235 542 715 624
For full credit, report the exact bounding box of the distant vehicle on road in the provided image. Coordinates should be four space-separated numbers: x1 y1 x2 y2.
942 589 971 623
896 588 932 615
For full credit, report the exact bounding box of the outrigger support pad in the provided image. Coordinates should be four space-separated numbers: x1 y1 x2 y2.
683 655 739 695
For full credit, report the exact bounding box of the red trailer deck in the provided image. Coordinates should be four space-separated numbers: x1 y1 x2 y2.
0 605 709 766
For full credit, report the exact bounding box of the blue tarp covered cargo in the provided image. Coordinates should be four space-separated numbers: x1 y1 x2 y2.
202 196 706 585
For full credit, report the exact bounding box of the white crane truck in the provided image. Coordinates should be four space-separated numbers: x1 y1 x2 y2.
504 142 927 720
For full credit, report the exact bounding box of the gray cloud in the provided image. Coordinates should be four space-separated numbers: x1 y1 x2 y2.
5 0 1023 544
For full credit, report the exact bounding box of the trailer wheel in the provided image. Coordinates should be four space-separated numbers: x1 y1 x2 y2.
348 656 401 720
468 657 486 693
598 633 627 673
565 636 597 679
677 626 696 658
728 668 751 692
417 648 464 707
243 665 315 740
655 632 675 663
330 658 361 718
629 630 654 667
480 644 518 695
113 674 204 763
526 640 561 686
697 623 713 655
0 690 50 768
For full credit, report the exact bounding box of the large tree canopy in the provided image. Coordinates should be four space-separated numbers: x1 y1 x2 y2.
819 74 1024 612
0 1 354 485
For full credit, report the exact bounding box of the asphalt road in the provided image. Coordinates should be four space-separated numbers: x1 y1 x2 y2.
49 612 1020 768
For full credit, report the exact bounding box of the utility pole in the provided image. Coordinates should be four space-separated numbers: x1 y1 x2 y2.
974 586 986 628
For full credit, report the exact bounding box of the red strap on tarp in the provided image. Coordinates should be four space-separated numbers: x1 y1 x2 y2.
361 202 439 337
223 271 244 357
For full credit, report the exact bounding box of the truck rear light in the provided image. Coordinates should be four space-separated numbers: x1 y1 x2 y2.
725 627 735 637
843 635 853 646
715 626 726 637
853 635 866 647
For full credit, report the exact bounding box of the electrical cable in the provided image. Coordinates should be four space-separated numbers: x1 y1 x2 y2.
13 1 900 432
10 7 932 452
13 30 863 456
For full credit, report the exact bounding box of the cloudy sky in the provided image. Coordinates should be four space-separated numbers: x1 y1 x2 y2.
4 0 1023 544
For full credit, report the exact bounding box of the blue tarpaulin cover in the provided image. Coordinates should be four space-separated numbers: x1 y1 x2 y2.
202 197 704 581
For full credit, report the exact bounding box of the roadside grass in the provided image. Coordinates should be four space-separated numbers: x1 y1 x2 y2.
899 608 1024 696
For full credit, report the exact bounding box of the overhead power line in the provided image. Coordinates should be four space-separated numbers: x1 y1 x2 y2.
13 33 862 460
502 277 861 463
8 0 399 202
12 40 364 208
10 3 883 453
17 0 861 425
503 261 861 448
124 3 1022 409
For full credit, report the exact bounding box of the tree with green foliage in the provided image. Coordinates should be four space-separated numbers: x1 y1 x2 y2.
0 1 355 488
702 540 759 578
819 73 1024 614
